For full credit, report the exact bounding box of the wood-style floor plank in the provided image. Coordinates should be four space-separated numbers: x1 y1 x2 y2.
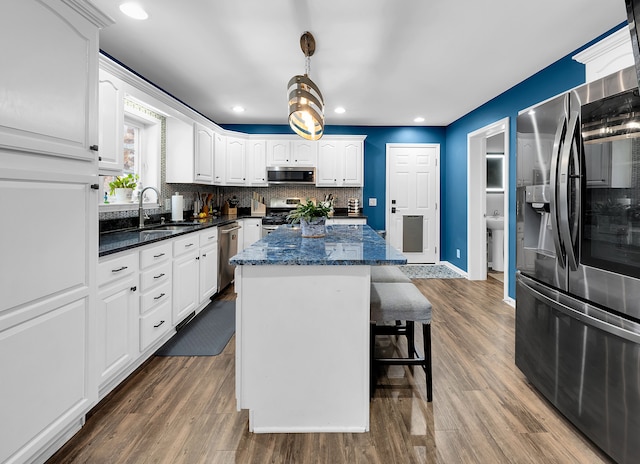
46 278 615 464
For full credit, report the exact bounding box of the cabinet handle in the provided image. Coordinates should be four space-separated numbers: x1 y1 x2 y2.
202 253 207 257
196 256 200 260
185 243 194 247
153 273 165 279
130 286 137 292
153 253 165 258
154 320 165 328
90 144 99 151
154 292 165 300
91 184 99 190
208 235 216 240
112 266 128 273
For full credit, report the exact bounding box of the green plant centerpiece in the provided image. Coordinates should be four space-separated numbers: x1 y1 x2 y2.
287 199 331 238
108 173 139 203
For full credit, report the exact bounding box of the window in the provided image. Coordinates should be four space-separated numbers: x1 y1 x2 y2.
102 98 162 206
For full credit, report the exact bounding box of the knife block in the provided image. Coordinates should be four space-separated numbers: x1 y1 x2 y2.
251 200 266 216
221 201 237 217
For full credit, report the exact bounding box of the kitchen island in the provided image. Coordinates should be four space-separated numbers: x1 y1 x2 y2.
230 224 406 433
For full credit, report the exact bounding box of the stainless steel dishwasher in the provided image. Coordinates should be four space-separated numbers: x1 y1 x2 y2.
218 221 241 291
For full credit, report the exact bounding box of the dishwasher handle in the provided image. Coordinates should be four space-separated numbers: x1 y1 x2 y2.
220 225 242 234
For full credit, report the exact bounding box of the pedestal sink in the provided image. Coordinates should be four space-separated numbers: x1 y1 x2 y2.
486 216 504 272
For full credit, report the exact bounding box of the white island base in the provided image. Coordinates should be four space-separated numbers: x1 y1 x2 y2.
235 264 371 433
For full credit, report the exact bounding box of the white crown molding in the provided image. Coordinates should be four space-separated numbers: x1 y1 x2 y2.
573 27 631 64
62 0 115 28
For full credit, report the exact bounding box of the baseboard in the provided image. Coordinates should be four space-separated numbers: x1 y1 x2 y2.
503 297 515 307
439 261 468 278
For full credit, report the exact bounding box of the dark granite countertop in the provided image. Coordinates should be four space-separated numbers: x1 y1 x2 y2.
99 215 244 257
230 224 405 266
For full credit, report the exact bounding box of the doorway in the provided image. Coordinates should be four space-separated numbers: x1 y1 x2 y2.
385 144 440 263
467 118 510 301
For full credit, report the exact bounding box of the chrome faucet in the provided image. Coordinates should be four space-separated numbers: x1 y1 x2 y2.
493 209 500 217
138 186 160 229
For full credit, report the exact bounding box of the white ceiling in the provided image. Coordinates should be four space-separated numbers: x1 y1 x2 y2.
91 0 627 127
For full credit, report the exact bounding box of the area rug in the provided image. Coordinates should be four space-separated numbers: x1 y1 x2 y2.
398 264 464 279
155 300 235 356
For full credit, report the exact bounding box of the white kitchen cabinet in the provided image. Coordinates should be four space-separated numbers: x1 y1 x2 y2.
247 139 268 185
194 122 215 183
316 138 364 187
291 140 318 166
139 242 173 351
225 136 247 185
199 229 219 303
213 132 227 185
98 68 124 173
166 116 195 183
266 139 318 166
97 252 139 394
0 0 107 161
243 218 263 249
166 118 218 185
172 234 200 325
266 140 291 166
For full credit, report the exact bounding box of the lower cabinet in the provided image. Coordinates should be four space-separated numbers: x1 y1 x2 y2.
173 236 200 325
139 242 173 351
97 251 139 396
242 218 262 249
199 229 219 304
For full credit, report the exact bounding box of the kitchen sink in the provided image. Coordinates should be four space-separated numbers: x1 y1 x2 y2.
144 224 199 231
138 229 177 240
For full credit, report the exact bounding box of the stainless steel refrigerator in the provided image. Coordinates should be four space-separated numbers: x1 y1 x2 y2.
516 65 640 464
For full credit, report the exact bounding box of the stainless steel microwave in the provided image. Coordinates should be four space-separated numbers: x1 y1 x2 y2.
267 166 316 184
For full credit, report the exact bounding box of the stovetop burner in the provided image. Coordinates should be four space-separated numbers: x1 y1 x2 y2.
262 198 301 225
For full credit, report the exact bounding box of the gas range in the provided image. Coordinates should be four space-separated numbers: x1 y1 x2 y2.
261 198 302 225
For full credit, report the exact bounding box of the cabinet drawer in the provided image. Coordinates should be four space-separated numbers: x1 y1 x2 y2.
98 252 138 287
140 300 171 351
140 242 172 269
173 234 199 257
140 261 172 292
140 279 172 314
199 227 218 246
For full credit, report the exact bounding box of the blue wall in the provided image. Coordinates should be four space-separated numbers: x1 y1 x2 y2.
225 23 626 299
223 124 446 231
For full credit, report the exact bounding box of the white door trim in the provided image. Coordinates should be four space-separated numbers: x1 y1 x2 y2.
467 118 510 300
385 143 441 263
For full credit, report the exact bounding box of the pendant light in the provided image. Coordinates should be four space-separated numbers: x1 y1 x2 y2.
288 31 325 140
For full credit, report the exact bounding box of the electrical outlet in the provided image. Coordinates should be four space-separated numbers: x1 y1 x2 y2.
368 198 377 207
456 248 461 259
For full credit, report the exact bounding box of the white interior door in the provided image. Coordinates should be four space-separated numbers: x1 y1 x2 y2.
386 144 440 263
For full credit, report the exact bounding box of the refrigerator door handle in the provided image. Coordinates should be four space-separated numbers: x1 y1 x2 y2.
558 110 580 271
549 104 568 267
519 274 640 344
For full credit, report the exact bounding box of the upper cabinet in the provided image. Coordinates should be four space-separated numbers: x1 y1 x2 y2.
266 140 318 166
98 69 124 173
213 132 227 185
316 138 364 187
247 139 268 186
225 136 247 185
0 0 108 162
194 123 214 183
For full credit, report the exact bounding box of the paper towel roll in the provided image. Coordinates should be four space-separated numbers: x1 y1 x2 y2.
171 193 184 222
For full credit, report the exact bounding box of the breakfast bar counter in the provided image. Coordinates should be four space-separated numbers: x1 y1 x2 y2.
230 225 406 433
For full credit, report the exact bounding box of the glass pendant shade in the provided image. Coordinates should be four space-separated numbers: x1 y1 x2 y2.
288 74 324 140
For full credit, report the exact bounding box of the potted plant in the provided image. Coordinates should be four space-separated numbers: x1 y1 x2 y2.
287 199 332 238
108 173 139 203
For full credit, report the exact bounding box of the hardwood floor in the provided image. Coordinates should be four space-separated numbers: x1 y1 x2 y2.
47 278 614 464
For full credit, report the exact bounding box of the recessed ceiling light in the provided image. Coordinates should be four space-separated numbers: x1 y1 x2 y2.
232 106 245 113
334 107 346 114
414 116 425 123
119 3 148 20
